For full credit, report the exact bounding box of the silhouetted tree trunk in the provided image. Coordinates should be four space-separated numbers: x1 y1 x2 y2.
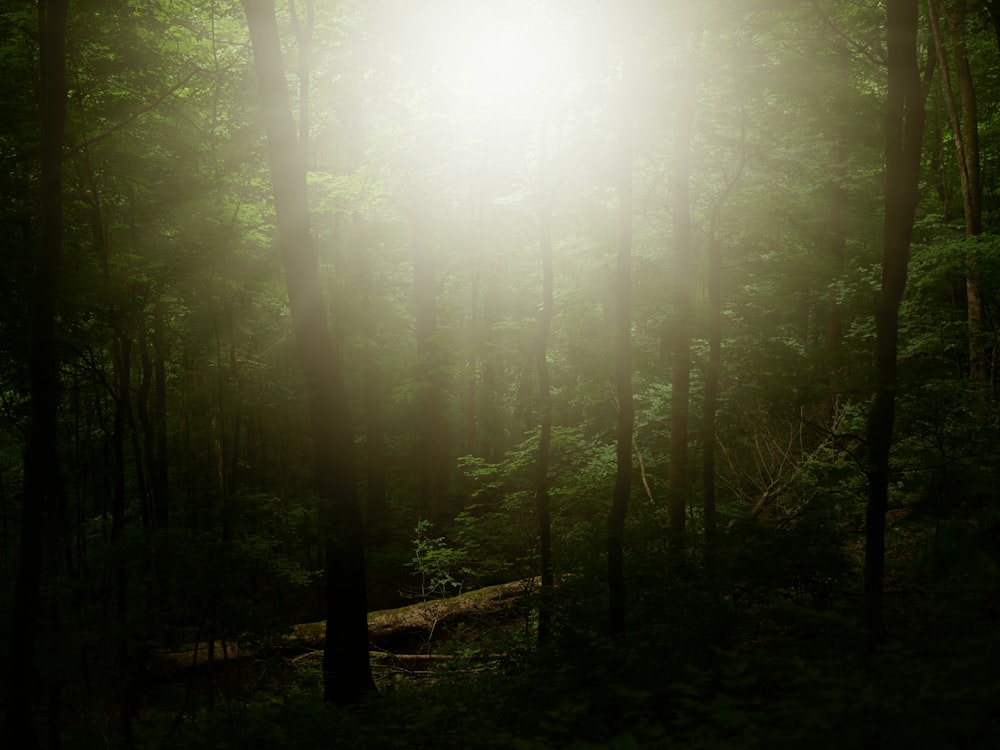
151 303 170 616
865 0 925 645
243 0 375 705
986 0 1000 53
112 324 140 744
4 2 69 747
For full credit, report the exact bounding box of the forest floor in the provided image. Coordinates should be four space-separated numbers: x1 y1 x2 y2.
150 578 533 680
109 536 1000 749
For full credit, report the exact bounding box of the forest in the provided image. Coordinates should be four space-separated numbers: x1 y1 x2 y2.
2 0 1000 747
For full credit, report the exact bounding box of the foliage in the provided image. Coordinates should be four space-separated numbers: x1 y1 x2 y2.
408 519 470 599
132 522 1000 749
3 0 1000 745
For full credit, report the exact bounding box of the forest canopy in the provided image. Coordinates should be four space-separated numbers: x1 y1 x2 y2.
2 0 1000 747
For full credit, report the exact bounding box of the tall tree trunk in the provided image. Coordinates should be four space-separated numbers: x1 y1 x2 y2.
289 0 314 167
360 233 388 537
667 43 697 547
534 126 555 643
151 303 170 618
81 104 143 721
608 56 635 638
929 0 987 389
152 303 169 529
985 0 1000 52
111 324 140 744
826 41 849 379
864 0 925 645
4 2 70 747
701 229 722 549
465 247 481 457
243 0 375 704
701 116 745 552
410 199 450 522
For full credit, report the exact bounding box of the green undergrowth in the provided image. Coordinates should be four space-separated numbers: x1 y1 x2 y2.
129 565 1000 750
136 621 1000 749
103 512 1000 749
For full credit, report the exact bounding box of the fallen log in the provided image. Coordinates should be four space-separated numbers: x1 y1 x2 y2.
153 579 535 677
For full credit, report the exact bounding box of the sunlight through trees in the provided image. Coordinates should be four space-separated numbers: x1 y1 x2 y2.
2 0 1000 746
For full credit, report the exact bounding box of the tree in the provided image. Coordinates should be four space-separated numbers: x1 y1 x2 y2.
608 52 635 639
864 0 926 644
4 1 70 747
824 39 850 385
534 125 555 643
928 0 989 390
666 33 698 548
410 198 451 522
701 142 745 550
242 0 375 704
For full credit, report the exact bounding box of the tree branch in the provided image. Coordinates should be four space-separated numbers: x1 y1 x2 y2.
63 72 197 161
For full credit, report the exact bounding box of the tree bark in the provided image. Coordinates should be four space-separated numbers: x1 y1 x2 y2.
4 2 70 747
864 0 925 645
243 0 375 704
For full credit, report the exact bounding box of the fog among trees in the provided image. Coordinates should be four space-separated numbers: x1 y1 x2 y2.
2 0 1000 747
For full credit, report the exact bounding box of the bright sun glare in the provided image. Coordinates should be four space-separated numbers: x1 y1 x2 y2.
399 1 589 128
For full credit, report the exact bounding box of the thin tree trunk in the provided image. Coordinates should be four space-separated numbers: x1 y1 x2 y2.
151 302 170 617
410 199 450 522
152 303 169 528
483 356 501 461
227 341 243 494
466 248 481 456
112 327 139 745
4 2 70 747
534 126 555 643
360 234 388 537
667 42 697 547
929 0 987 388
138 331 156 530
702 230 722 548
865 0 925 645
243 0 375 704
701 115 745 551
608 56 635 638
826 41 849 377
